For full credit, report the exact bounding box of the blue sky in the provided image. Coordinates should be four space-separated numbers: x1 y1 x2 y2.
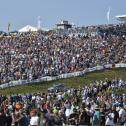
0 0 125 31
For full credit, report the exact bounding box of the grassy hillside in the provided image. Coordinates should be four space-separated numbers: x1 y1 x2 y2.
0 68 126 95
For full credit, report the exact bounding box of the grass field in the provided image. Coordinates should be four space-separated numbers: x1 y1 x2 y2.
0 68 126 95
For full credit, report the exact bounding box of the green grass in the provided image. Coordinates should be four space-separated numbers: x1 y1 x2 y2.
0 68 126 95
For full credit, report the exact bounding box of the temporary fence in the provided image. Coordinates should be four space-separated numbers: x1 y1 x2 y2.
0 63 126 89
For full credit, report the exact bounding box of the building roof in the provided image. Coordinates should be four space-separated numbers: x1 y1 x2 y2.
115 15 126 22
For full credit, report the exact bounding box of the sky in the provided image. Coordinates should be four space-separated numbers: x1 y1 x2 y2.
0 0 125 31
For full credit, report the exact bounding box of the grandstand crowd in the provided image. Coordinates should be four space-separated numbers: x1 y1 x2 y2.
0 23 126 126
0 23 126 84
0 78 126 126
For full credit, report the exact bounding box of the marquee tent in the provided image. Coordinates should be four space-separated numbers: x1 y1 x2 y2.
18 25 38 32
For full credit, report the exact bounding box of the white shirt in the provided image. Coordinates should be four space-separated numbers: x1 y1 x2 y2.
32 96 36 100
57 94 62 100
105 113 114 126
30 116 39 125
65 108 71 117
119 108 126 123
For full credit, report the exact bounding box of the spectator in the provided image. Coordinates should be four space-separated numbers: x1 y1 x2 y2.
0 23 126 126
29 109 39 126
39 109 49 126
92 105 101 126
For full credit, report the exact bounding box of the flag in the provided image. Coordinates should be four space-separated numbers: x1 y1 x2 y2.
37 16 41 29
107 7 111 23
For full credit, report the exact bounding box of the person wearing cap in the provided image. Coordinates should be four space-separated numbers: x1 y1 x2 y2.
29 109 39 126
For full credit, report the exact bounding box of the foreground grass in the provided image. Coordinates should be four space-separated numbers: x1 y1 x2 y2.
0 68 126 95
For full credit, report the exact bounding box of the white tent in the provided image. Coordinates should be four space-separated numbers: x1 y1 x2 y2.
18 25 38 32
115 15 126 23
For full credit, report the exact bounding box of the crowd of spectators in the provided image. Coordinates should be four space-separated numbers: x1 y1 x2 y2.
0 23 126 84
0 78 126 126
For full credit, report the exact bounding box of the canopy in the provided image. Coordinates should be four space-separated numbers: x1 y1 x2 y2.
18 25 38 32
115 15 126 22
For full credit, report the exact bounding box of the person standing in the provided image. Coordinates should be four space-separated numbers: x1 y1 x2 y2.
92 105 101 126
29 109 39 126
0 109 7 126
119 104 126 125
105 108 114 126
39 110 48 126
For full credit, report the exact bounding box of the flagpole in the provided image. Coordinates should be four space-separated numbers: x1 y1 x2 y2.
8 22 11 33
